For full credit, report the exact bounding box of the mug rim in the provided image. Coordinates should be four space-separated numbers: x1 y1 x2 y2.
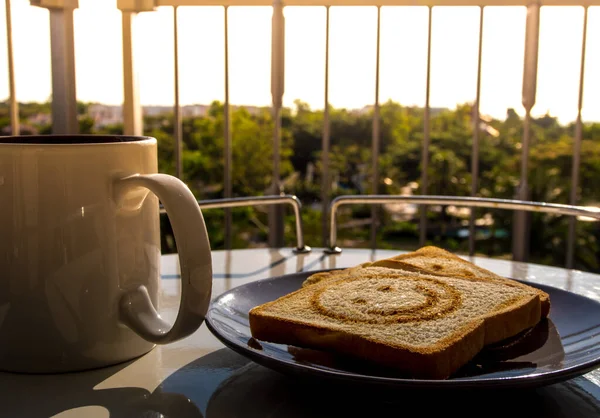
0 135 156 146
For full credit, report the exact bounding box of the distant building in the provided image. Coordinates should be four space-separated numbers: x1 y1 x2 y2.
88 104 122 127
26 113 51 126
87 103 265 128
1 124 39 135
182 105 209 117
353 104 447 116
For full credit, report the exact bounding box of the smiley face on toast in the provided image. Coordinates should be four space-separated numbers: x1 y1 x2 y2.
313 275 462 324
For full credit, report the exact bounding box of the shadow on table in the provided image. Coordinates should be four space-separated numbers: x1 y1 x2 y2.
0 352 205 418
3 346 600 418
202 358 600 418
155 347 600 418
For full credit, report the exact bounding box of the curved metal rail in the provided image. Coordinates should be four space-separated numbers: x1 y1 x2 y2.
325 195 600 254
160 194 311 253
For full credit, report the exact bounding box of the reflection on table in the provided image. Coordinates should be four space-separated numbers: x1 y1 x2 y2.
1 248 600 417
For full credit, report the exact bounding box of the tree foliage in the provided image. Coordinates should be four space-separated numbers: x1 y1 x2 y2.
2 99 599 271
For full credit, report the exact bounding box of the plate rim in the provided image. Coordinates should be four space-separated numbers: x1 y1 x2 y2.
205 268 600 389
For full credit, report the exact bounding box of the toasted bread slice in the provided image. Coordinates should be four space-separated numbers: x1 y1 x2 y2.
302 246 550 318
249 267 542 379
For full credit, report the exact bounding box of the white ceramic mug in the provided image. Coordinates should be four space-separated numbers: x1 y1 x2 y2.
0 135 213 373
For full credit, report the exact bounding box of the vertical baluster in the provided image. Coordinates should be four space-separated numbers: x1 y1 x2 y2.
469 6 484 256
269 0 285 248
224 5 232 250
566 6 588 269
40 2 79 134
419 6 433 247
322 5 331 247
4 0 19 135
370 5 382 250
173 6 182 179
513 3 540 262
121 9 143 136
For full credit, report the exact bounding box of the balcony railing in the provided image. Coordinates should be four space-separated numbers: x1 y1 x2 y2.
2 0 598 268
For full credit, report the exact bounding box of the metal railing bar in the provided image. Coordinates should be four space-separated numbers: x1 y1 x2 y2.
224 5 233 250
157 1 600 7
4 0 19 135
371 5 382 250
513 2 540 262
173 6 183 179
159 194 311 253
419 5 433 247
469 6 484 256
324 195 600 254
321 5 331 247
566 6 588 269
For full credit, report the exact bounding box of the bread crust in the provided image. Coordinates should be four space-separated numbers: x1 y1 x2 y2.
249 310 486 379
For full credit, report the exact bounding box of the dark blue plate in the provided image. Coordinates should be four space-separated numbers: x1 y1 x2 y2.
205 270 600 389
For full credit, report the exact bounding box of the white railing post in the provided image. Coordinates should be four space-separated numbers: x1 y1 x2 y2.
370 5 382 250
566 6 588 269
173 5 182 179
4 0 19 135
269 0 285 248
321 5 331 247
419 5 433 247
513 1 540 262
224 5 233 249
117 0 156 136
31 0 79 134
469 6 484 256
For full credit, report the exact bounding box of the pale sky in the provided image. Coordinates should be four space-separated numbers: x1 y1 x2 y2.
1 1 599 124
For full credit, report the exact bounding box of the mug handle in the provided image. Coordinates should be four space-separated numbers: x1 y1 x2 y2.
115 173 213 344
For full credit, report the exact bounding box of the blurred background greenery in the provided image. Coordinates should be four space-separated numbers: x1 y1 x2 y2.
3 99 599 272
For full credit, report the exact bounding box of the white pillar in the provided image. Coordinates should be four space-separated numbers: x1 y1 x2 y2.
117 0 156 136
31 0 79 134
